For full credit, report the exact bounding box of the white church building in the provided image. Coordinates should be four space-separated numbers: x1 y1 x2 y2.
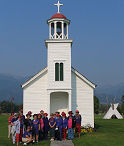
22 1 96 127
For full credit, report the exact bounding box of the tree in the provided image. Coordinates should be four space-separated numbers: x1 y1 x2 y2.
94 96 99 114
120 95 124 114
0 101 19 113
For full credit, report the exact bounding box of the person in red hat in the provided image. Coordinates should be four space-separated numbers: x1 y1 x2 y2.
32 114 40 143
55 114 63 141
22 126 32 145
67 111 76 140
11 114 21 146
49 113 56 141
11 113 18 144
19 109 25 143
24 113 32 132
8 113 14 139
43 113 49 140
40 110 44 116
61 112 68 140
38 113 44 141
74 110 82 138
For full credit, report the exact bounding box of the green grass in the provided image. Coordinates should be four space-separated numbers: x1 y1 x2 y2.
0 115 124 146
0 115 50 146
73 115 124 146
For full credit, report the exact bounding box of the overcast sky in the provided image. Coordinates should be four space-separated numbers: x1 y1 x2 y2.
0 0 124 87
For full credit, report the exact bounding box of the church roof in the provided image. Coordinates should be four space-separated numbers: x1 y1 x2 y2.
21 67 96 89
71 67 96 88
51 13 67 19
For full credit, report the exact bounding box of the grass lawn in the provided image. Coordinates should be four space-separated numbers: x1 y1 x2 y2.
0 115 50 146
73 115 124 146
0 115 124 146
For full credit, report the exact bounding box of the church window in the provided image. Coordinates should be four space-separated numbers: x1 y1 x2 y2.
60 63 64 81
57 22 62 35
55 63 59 81
64 23 67 36
55 63 64 81
51 23 54 36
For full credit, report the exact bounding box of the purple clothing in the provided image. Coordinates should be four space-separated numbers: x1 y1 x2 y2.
23 131 31 138
74 115 81 124
56 118 63 128
49 118 56 127
11 117 17 123
62 118 68 128
43 117 49 131
32 119 40 129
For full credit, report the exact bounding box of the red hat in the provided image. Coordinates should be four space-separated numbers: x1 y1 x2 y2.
44 113 48 116
40 110 44 113
38 113 41 116
61 112 66 116
68 111 73 115
76 110 79 113
28 111 32 115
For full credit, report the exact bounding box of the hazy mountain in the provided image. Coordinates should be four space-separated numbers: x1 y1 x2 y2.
0 74 29 104
0 74 124 104
95 83 124 104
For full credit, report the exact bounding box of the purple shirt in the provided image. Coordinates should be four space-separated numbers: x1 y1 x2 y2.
32 119 40 129
23 131 31 138
74 115 81 124
62 118 68 128
49 118 56 127
56 118 63 128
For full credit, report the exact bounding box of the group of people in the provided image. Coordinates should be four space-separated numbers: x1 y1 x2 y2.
8 109 81 146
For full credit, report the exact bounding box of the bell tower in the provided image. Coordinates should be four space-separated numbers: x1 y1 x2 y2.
45 1 73 90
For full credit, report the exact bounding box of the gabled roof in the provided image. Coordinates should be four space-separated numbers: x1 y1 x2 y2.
71 67 96 89
21 67 48 88
21 66 96 89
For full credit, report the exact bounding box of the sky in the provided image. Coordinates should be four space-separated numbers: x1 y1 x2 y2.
0 0 124 87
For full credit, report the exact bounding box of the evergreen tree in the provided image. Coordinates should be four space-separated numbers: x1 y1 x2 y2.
94 96 99 114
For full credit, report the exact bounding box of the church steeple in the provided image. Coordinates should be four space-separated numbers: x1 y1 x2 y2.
47 0 70 40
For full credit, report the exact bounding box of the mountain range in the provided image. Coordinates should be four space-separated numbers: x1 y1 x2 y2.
0 74 124 104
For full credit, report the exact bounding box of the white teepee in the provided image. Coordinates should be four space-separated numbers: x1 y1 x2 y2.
103 103 123 119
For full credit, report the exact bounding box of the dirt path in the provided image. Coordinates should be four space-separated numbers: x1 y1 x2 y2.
51 140 74 146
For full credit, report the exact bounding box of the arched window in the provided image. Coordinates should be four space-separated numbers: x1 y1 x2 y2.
60 63 63 81
55 63 64 81
55 63 59 81
51 23 54 36
64 23 67 36
57 22 62 35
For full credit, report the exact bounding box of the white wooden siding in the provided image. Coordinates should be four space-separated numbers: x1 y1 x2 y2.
47 42 71 90
23 71 48 115
71 71 94 128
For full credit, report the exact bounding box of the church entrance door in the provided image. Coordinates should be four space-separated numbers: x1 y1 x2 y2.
50 92 69 115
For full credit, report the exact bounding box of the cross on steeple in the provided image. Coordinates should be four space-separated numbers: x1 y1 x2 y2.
54 0 63 13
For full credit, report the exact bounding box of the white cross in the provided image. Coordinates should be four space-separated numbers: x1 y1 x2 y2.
54 0 63 13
